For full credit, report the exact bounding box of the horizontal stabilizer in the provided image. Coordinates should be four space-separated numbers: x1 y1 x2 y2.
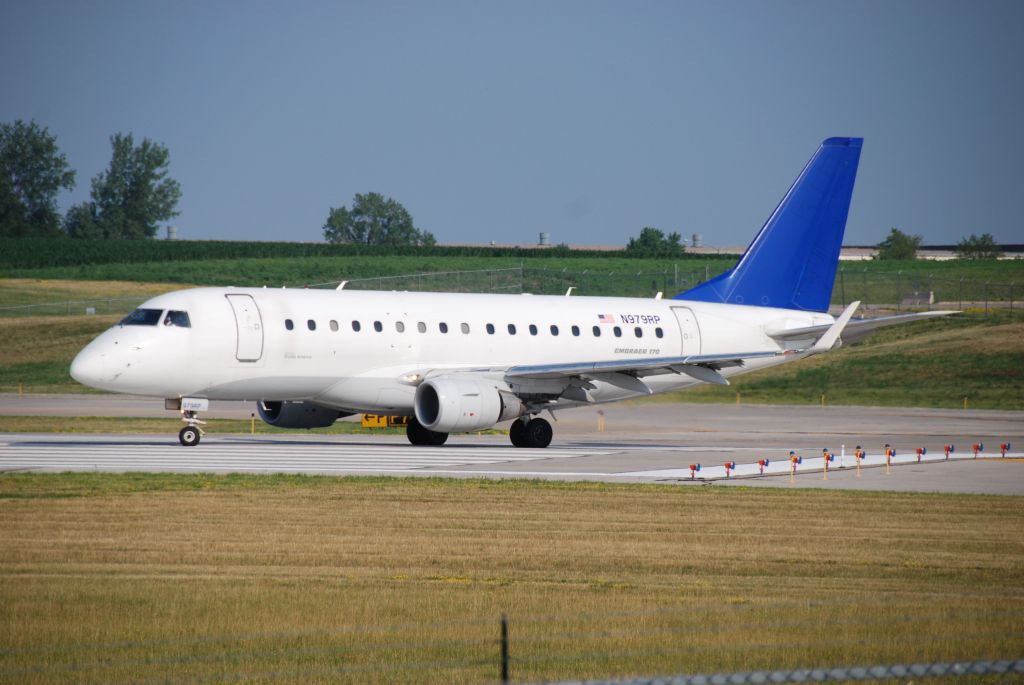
768 309 959 346
810 301 859 353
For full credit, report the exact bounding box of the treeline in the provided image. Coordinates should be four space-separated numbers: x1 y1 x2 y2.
0 237 737 270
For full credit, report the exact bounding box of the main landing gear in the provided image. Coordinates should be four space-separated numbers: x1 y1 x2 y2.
509 417 553 449
406 417 448 446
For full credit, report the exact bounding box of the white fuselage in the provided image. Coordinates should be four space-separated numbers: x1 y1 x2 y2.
70 287 834 414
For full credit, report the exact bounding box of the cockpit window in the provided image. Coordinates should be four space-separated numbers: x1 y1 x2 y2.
120 308 163 326
164 310 191 328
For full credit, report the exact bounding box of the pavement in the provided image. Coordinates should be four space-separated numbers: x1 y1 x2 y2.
1 394 1021 494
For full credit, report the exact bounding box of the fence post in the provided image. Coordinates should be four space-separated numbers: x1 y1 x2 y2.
1011 282 1015 317
839 266 846 306
984 280 989 316
862 268 868 304
896 270 902 311
927 274 932 310
959 277 964 311
500 614 509 685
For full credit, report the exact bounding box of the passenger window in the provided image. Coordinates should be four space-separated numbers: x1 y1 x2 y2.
550 325 559 336
120 308 162 326
352 320 361 332
164 310 191 328
461 323 470 334
439 322 448 334
373 321 383 332
655 327 664 338
529 324 538 336
508 324 517 335
486 323 495 335
613 326 622 337
307 319 316 331
417 322 427 333
396 321 405 333
592 326 601 337
634 327 643 338
285 319 294 331
572 325 580 337
329 320 339 332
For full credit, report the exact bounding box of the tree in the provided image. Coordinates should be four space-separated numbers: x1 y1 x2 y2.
67 133 181 239
876 227 921 260
956 233 1002 260
625 227 684 257
323 192 435 246
0 119 76 237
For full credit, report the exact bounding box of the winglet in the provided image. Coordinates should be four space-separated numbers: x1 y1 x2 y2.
811 301 860 353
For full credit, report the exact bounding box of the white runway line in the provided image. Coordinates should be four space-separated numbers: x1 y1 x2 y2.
0 436 611 475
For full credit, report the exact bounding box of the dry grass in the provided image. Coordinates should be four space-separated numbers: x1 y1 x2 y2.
0 279 184 309
0 475 1021 684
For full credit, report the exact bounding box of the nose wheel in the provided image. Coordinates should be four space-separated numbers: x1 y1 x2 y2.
178 409 206 447
179 425 201 446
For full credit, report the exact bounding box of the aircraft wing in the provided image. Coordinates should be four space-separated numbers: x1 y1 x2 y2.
767 309 958 346
505 350 790 388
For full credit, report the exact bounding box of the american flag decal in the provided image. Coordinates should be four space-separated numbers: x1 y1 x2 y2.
598 313 615 324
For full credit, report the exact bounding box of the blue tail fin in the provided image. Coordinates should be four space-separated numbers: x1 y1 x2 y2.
676 137 863 312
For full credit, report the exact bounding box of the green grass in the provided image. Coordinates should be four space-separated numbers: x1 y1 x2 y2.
0 474 1021 684
666 314 1024 409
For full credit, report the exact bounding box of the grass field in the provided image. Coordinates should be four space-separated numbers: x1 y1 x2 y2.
673 315 1024 410
4 309 1021 410
0 475 1021 684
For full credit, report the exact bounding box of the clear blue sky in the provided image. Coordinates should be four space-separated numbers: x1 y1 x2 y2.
3 0 1021 246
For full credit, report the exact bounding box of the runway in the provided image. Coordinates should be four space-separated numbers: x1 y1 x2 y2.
1 431 1022 495
2 395 1022 494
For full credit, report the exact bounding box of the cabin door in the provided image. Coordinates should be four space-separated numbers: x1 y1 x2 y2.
226 294 264 362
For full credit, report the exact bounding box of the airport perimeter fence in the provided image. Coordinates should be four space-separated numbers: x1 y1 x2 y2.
2 601 1019 684
2 265 1020 317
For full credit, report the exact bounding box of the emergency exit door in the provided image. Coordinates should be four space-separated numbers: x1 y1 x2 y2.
671 306 702 355
226 294 264 362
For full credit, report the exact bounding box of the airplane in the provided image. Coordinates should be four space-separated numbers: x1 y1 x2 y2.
70 137 955 448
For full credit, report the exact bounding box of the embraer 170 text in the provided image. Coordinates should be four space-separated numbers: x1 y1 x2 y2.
71 138 954 448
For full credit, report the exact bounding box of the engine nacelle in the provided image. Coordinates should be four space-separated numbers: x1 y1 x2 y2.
257 400 344 429
414 378 523 433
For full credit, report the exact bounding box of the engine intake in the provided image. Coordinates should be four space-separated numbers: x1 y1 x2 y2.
415 378 522 433
257 400 344 429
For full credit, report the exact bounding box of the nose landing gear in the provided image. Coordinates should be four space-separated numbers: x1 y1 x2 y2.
167 398 210 447
178 412 205 446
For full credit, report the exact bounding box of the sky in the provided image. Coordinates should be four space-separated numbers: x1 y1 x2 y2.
2 0 1022 247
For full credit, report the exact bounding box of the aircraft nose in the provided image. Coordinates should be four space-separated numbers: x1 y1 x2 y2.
70 346 105 387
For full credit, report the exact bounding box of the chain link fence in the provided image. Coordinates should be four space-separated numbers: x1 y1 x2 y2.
1 266 1019 317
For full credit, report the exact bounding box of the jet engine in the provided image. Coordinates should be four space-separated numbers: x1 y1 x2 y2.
257 400 345 429
414 378 523 433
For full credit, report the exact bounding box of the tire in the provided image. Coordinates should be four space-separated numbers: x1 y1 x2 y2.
525 417 553 448
179 426 201 447
509 419 529 447
407 417 448 446
407 417 432 445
